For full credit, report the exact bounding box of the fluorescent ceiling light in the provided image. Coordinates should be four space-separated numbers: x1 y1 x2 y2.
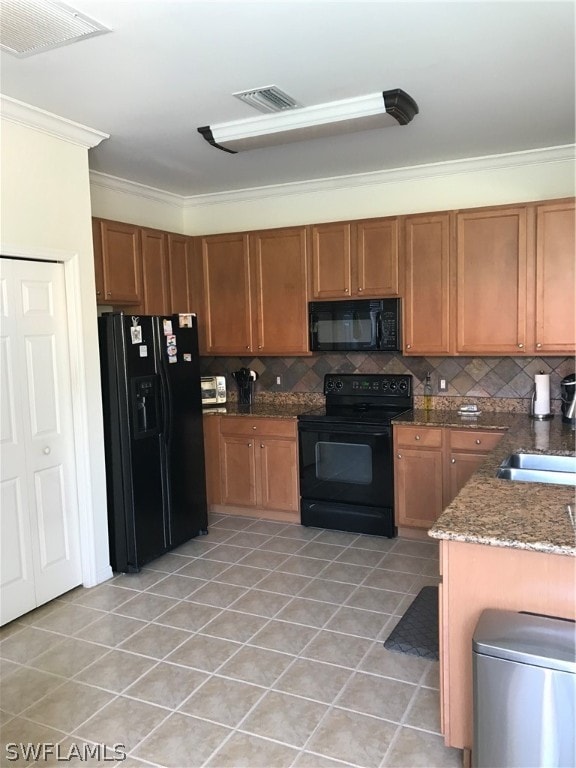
198 89 418 153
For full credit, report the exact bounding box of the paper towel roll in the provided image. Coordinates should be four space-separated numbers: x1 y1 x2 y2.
533 374 551 416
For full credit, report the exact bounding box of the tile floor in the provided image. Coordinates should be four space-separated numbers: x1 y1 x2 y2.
0 514 463 768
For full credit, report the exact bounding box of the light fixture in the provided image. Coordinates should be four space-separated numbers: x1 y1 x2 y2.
198 89 418 154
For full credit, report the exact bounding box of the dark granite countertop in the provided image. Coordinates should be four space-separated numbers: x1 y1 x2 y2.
203 402 305 419
392 409 516 430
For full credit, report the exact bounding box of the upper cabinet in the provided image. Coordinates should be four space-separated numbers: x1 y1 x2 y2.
140 227 169 315
201 227 309 356
311 217 400 299
93 219 142 304
534 200 575 354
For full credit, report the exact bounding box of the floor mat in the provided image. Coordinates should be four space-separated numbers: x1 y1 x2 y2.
383 585 439 660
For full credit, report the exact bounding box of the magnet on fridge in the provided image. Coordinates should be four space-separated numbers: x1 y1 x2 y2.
163 319 173 335
130 326 142 344
166 334 176 347
168 356 177 364
183 353 192 362
179 314 193 328
139 345 148 357
167 345 177 357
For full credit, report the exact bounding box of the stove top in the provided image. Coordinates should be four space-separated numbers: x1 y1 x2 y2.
298 373 414 425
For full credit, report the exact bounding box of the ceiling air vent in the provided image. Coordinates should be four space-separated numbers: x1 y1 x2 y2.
233 86 301 114
0 0 110 57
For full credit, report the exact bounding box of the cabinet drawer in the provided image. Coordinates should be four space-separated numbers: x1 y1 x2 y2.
220 416 296 438
395 425 443 448
448 429 504 452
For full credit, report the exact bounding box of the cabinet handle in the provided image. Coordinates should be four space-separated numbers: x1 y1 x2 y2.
106 291 112 297
397 453 402 459
518 343 524 348
358 287 363 292
345 288 349 293
406 344 412 350
252 425 257 430
260 443 265 448
536 343 542 349
475 439 481 445
96 290 101 296
258 345 262 350
451 458 456 464
248 443 252 447
246 346 250 350
415 435 421 441
43 446 51 455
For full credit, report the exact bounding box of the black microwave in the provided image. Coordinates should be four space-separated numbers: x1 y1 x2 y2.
309 298 402 352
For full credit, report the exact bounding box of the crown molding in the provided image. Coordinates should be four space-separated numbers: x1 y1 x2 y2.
0 94 108 148
87 144 575 210
89 170 184 209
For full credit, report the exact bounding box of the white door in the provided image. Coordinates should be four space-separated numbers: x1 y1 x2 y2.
1 257 82 625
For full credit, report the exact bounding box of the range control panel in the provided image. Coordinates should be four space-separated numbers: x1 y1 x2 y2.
324 373 412 397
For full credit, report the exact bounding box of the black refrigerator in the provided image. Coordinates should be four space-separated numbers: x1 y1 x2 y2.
98 312 208 572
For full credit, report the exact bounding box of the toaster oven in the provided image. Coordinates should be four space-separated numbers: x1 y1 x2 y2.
201 375 227 406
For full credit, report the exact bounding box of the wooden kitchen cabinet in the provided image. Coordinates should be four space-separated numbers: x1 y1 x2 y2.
202 414 221 507
93 218 142 304
534 199 575 354
218 416 299 521
394 426 445 528
403 213 452 355
201 227 309 356
394 425 505 529
167 233 195 314
456 206 530 355
140 227 170 314
311 217 400 299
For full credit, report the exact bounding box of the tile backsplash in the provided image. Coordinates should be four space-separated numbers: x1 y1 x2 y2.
200 353 575 411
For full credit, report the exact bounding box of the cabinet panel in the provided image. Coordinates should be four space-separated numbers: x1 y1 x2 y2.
446 452 486 507
259 438 299 512
404 214 452 355
99 220 142 304
92 218 104 302
448 430 504 452
456 207 528 354
141 228 169 315
220 417 296 438
535 201 576 354
356 218 399 297
167 234 191 313
395 425 443 449
203 415 221 506
202 233 252 354
311 222 352 298
395 446 444 528
250 227 309 354
220 436 257 506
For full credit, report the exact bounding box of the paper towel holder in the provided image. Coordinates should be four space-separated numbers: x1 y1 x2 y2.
529 371 553 420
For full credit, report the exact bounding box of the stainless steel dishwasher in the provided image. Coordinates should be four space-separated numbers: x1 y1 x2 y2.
473 609 576 768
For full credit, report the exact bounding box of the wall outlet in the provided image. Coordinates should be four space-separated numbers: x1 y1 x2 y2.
439 378 447 391
276 376 281 385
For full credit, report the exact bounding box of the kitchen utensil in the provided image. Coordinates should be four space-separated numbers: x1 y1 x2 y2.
232 367 258 406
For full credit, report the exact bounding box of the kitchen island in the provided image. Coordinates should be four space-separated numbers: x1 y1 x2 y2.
425 411 575 753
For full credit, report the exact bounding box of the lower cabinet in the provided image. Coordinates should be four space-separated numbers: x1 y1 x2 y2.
205 415 299 522
394 424 505 529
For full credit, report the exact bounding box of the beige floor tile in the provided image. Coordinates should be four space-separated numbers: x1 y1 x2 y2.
31 637 108 677
326 606 391 640
301 630 373 669
335 548 385 568
378 553 427 575
186 581 247 608
276 555 328 577
359 646 432 684
111 569 166 591
145 552 193 574
362 568 418 593
0 620 26 640
23 681 114 732
351 535 397 553
0 659 20 681
74 649 156 693
274 658 353 704
293 751 358 767
134 712 231 767
125 662 207 709
393 540 439 559
382 725 462 767
275 525 322 542
145 574 204 599
248 620 318 655
421 662 440 690
68 584 137 611
258 536 307 555
75 613 147 647
306 708 398 768
155 601 221 632
12 600 60 626
404 686 442 734
217 645 293 687
74 696 167 754
166 633 241 672
201 610 268 643
112 593 179 622
0 626 65 664
227 588 291 618
29 604 104 636
176 558 230 580
0 716 66 758
298 578 357 604
118 623 191 659
312 561 372 585
246 520 288 536
313 530 361 547
205 730 300 768
275 597 338 628
178 676 265 726
337 671 417 722
236 549 290 570
296 541 346 561
213 563 268 588
251 571 309 596
241 690 329 747
210 531 267 550
345 586 404 614
0 666 65 715
203 544 253 564
211 515 256 531
174 536 224 554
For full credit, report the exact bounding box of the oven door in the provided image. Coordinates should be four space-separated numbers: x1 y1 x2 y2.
298 420 393 508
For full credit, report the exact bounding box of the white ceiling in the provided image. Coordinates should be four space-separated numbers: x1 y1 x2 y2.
1 0 574 197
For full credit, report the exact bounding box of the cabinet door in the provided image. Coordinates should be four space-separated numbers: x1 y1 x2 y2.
355 218 400 297
141 228 169 315
535 200 575 354
394 446 444 528
404 214 452 354
445 452 486 507
258 437 299 512
250 227 309 355
99 220 142 304
311 222 352 298
456 207 529 354
220 436 257 507
167 234 191 313
202 233 252 354
92 218 105 303
203 414 221 506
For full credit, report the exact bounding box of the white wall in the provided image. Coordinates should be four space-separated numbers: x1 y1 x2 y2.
1 115 112 587
89 146 576 235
